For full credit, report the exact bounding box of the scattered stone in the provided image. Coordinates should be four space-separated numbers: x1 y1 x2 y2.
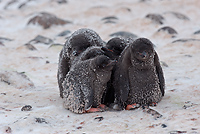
109 31 137 40
160 61 169 67
56 0 68 4
21 105 32 111
0 37 13 41
102 16 118 24
76 126 82 129
29 35 53 45
165 11 190 20
94 116 104 122
193 30 200 35
169 130 187 134
57 30 71 37
35 118 48 124
49 43 63 48
157 26 178 35
183 101 197 109
5 126 12 133
172 38 200 43
141 106 162 120
161 124 167 128
46 60 50 64
145 13 165 24
4 0 18 10
184 55 192 57
27 12 72 29
24 43 37 51
0 41 5 46
101 16 118 21
1 93 6 95
0 71 35 89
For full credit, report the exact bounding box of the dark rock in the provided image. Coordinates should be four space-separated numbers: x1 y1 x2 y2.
27 12 72 29
49 43 63 48
102 16 118 24
4 0 18 10
145 13 165 24
104 20 117 24
0 71 35 89
161 124 167 128
0 41 5 46
160 61 169 67
169 131 187 134
24 43 37 51
142 106 162 120
57 30 71 37
184 55 192 57
193 30 200 35
46 60 50 64
0 37 13 41
56 0 68 4
5 126 12 133
35 118 48 124
30 35 53 45
94 116 104 122
157 26 178 34
165 11 190 20
21 105 32 111
101 16 118 21
109 31 137 40
172 38 200 43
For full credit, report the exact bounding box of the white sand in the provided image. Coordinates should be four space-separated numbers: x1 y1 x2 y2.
0 0 200 133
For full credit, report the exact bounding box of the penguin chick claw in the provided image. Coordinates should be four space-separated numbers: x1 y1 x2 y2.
126 103 140 110
149 102 158 107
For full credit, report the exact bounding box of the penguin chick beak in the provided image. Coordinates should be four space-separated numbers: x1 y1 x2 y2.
138 51 149 60
101 47 114 53
107 60 117 66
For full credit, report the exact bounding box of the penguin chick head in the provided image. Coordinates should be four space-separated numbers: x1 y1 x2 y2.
70 34 91 56
102 37 126 60
81 47 105 61
131 38 155 62
95 55 116 71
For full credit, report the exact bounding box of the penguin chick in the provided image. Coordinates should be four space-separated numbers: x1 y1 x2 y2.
113 38 165 110
62 53 116 114
101 37 127 106
57 28 104 98
101 37 126 60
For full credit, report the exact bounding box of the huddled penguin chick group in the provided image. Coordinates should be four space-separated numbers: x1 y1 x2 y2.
57 28 165 113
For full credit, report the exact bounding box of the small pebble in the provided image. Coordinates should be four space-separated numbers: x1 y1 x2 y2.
161 124 167 128
21 105 32 111
94 116 104 122
35 118 48 124
5 126 12 133
145 13 165 24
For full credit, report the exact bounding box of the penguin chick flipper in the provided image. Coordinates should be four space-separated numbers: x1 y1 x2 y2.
57 49 70 98
114 67 130 103
154 52 165 96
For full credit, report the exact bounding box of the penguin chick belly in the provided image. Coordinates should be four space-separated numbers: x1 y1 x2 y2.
127 67 162 105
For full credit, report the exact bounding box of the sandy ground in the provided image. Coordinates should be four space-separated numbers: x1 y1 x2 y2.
0 0 200 133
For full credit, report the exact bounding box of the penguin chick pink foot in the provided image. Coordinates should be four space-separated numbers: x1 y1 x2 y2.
126 103 140 110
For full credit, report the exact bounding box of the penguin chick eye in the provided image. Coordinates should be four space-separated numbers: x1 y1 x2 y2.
136 51 149 60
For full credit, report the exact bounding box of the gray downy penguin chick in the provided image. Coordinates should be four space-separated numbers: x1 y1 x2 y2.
57 28 104 98
62 47 116 114
101 37 127 106
102 37 127 60
113 38 165 110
